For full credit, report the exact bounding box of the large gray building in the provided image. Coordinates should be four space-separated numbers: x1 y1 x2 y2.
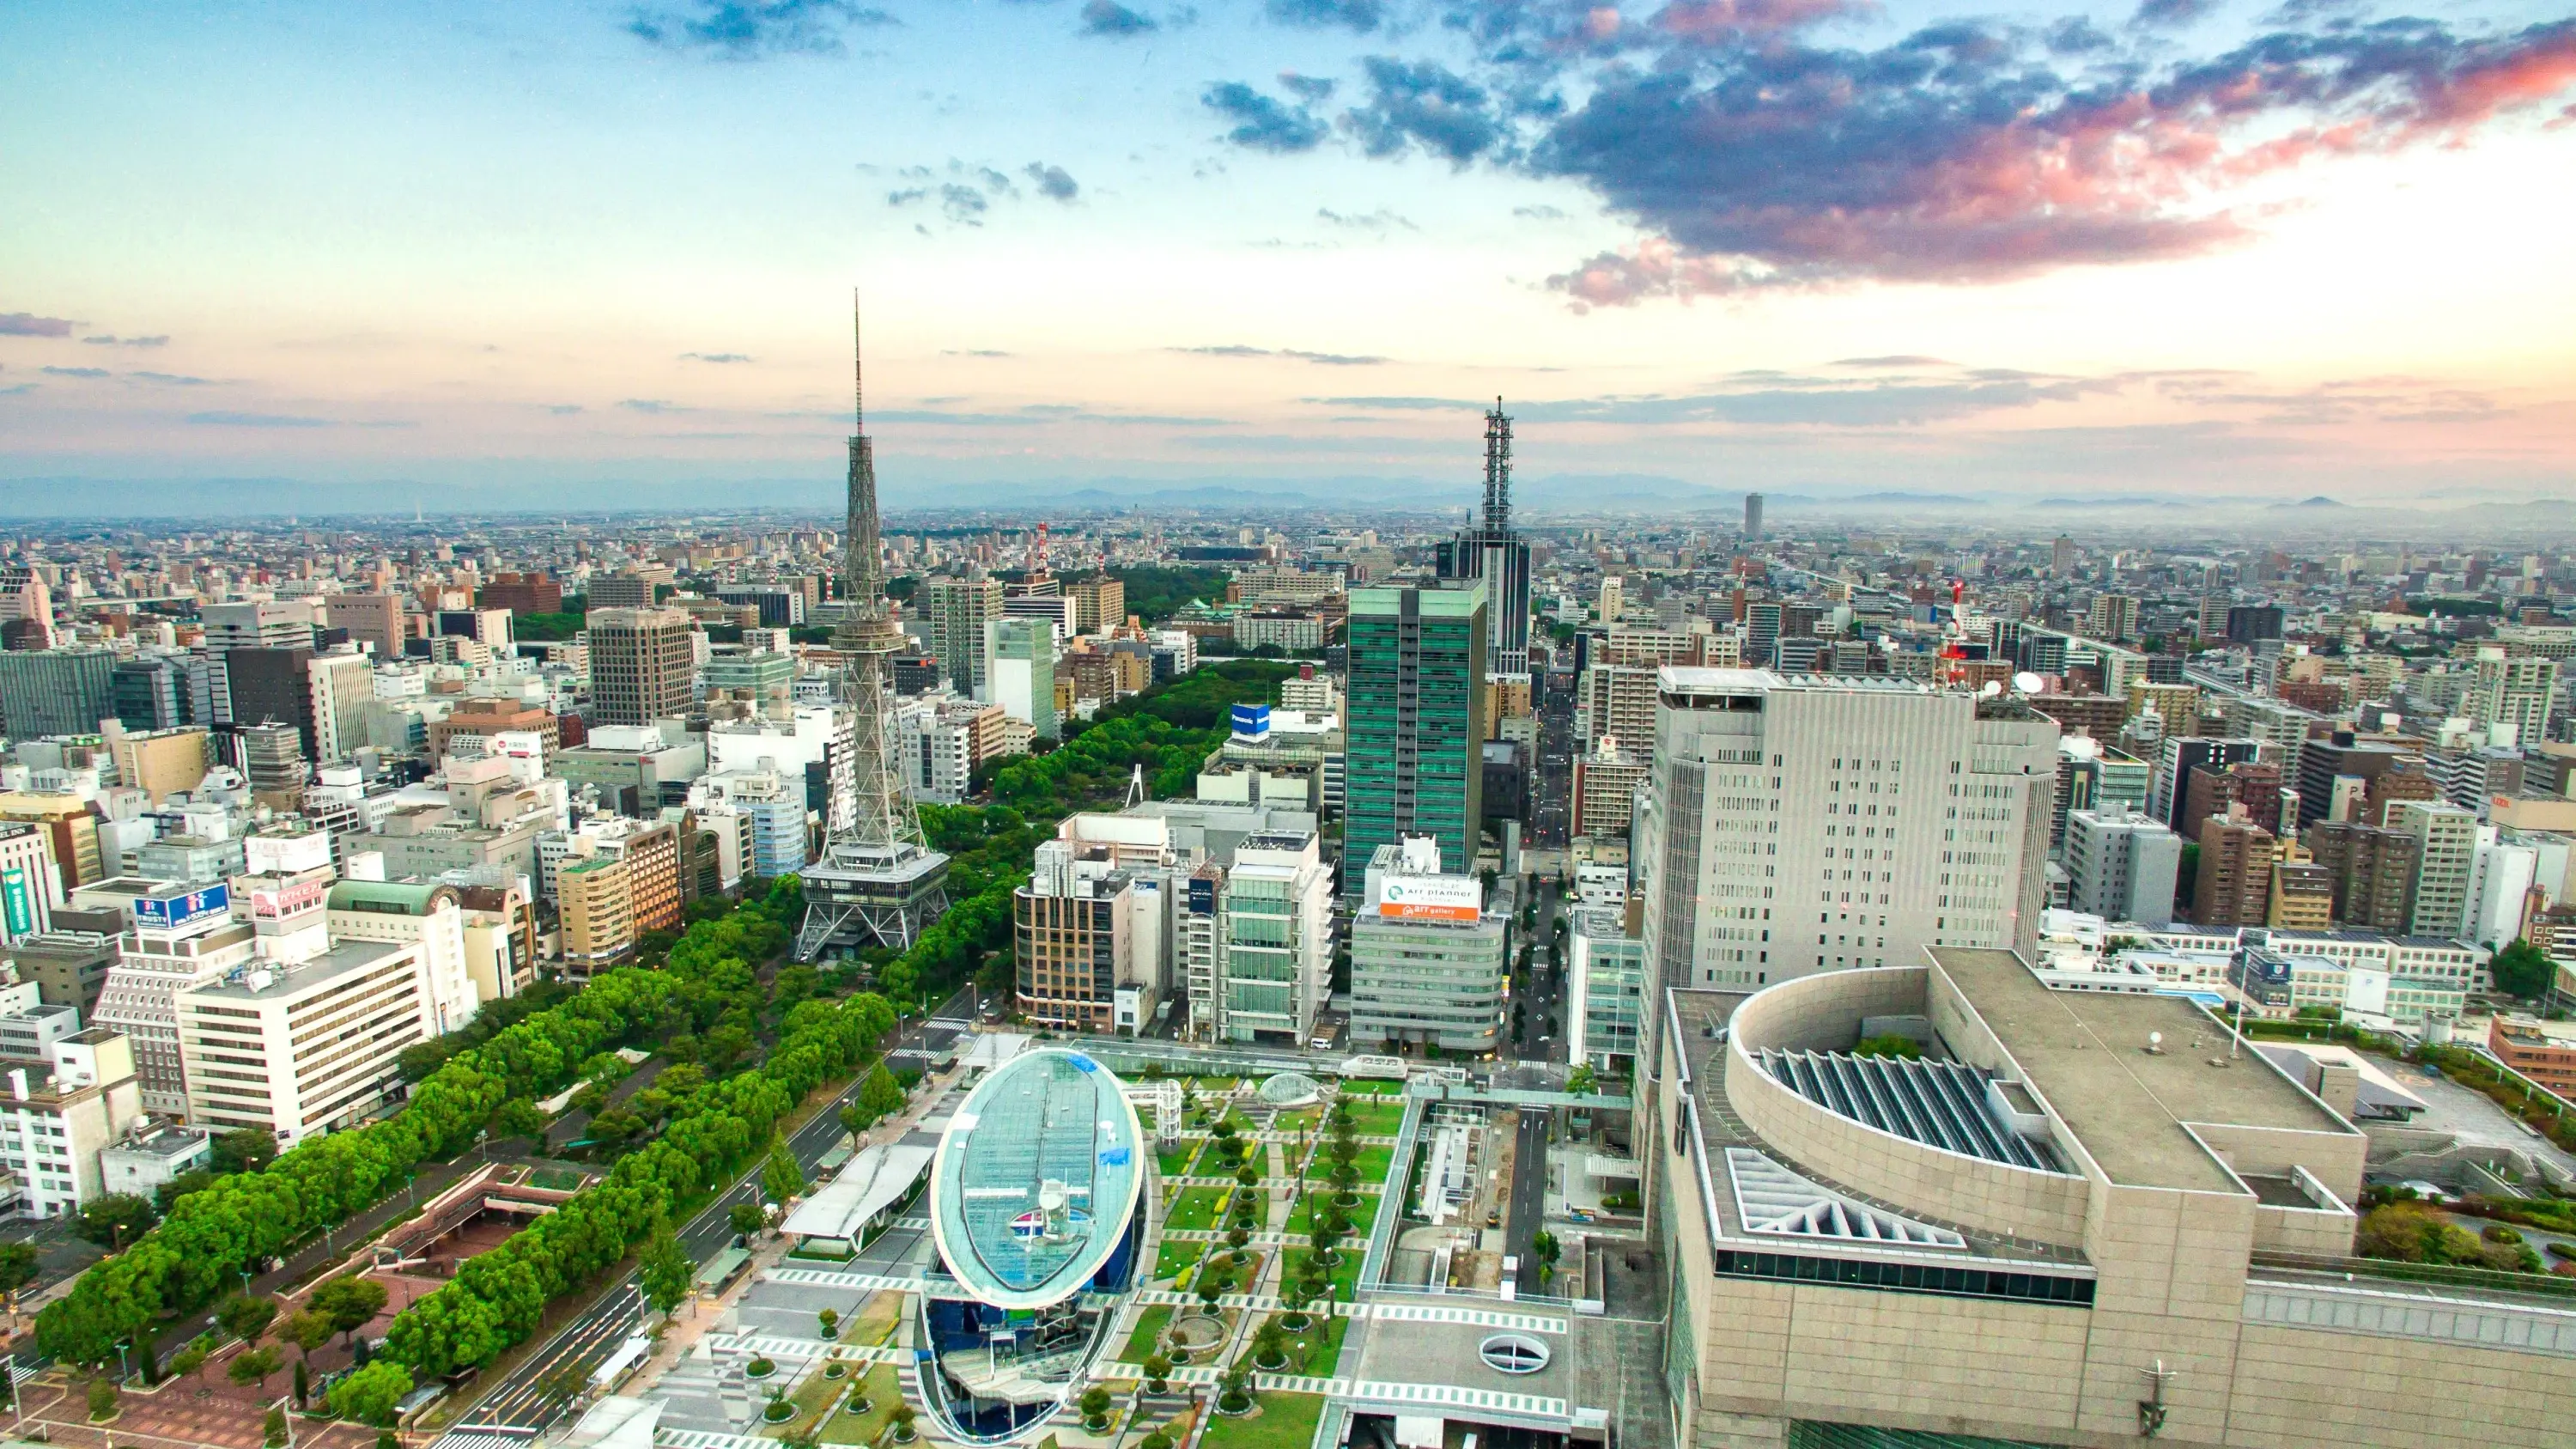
1349 837 1508 1053
0 648 117 740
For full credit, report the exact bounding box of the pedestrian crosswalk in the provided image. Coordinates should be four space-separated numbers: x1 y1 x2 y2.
763 1266 927 1293
657 1431 766 1449
1364 1302 1567 1335
1344 1379 1568 1417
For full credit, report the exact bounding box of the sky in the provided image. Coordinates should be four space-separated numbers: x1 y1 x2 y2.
3 0 2573 511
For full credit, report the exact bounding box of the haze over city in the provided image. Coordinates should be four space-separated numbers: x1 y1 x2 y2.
5 0 2575 513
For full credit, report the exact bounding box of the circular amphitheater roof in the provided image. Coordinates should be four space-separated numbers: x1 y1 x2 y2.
1257 1071 1323 1106
929 1047 1145 1310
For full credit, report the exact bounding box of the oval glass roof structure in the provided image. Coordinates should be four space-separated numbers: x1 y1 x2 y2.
930 1048 1145 1309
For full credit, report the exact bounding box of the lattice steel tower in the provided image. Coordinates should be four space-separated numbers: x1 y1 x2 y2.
795 294 951 960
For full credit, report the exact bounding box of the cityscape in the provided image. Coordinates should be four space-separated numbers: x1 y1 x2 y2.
7 3 2576 1449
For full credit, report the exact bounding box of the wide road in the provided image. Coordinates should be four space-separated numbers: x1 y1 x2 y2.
455 983 975 1431
1504 1105 1549 1295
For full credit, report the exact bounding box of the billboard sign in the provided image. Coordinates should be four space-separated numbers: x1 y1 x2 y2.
251 879 331 918
132 882 232 933
1377 874 1481 922
0 868 32 938
1230 703 1271 741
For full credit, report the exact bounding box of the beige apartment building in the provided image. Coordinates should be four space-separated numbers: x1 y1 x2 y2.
1649 947 2576 1449
175 938 428 1144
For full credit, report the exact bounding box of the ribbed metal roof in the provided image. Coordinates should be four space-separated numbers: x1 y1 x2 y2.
1755 1049 2059 1172
929 1047 1143 1309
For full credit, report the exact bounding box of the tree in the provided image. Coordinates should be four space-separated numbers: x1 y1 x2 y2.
169 1341 209 1388
313 1275 391 1345
88 1377 118 1421
817 1307 839 1340
730 1202 768 1239
228 1345 283 1396
1079 1385 1113 1428
1253 1317 1287 1368
0 1240 37 1314
75 1193 156 1250
265 1406 289 1447
283 1309 333 1362
215 1126 281 1176
761 1137 807 1207
1235 1165 1259 1187
1565 1063 1597 1094
858 1063 907 1121
890 1403 918 1442
2494 939 2555 1000
329 1361 416 1426
838 1103 872 1140
640 1219 693 1320
219 1294 280 1344
294 1358 309 1408
1143 1351 1172 1393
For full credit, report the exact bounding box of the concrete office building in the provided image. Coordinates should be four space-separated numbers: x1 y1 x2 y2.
1067 575 1125 635
987 616 1059 742
323 593 404 658
1647 947 2576 1449
104 723 209 807
0 824 58 944
2063 806 2182 927
2391 799 2478 940
324 879 488 1038
708 703 856 837
585 606 696 727
2461 647 2557 746
1637 670 2057 995
88 877 252 1115
0 795 102 896
174 937 433 1145
552 722 706 818
0 648 117 740
1568 904 1647 1075
0 1031 145 1220
1012 837 1166 1033
1211 828 1334 1045
921 573 1004 697
1350 837 1507 1053
112 654 191 732
1346 582 1488 886
2191 813 2275 928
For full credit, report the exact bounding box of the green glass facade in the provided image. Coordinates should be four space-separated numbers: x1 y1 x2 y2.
1344 583 1486 887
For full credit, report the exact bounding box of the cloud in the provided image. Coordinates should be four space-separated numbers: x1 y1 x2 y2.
40 367 109 379
682 352 755 363
943 349 1015 357
81 334 169 347
185 411 332 428
1537 15 2576 301
874 405 1225 426
0 384 33 397
627 0 896 58
1280 72 1339 100
618 399 693 413
1316 206 1416 231
1315 371 2124 424
0 314 76 338
127 372 214 386
1204 82 1330 151
1176 345 1389 364
1834 355 1953 368
1513 204 1568 219
939 183 989 224
1308 394 1477 410
547 405 586 415
1266 0 1383 33
1344 57 1508 165
1080 0 1158 35
1024 162 1080 201
2131 0 2214 27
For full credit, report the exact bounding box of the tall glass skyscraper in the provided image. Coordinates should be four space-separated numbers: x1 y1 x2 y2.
1344 581 1487 889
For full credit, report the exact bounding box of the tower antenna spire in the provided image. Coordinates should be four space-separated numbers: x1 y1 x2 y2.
853 287 864 435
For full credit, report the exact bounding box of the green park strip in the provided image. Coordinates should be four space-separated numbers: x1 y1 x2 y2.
1200 1391 1327 1449
1155 1241 1206 1282
1304 1145 1394 1183
1163 1187 1231 1233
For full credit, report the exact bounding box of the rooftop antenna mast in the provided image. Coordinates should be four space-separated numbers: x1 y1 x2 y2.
1481 398 1512 534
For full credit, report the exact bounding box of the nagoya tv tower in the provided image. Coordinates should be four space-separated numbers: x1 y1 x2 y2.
793 293 951 960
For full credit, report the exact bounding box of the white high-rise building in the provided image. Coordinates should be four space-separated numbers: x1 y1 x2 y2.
2062 805 2183 927
2461 648 2557 747
2391 799 2480 941
2464 832 2540 950
1637 670 2057 998
1212 828 1334 1045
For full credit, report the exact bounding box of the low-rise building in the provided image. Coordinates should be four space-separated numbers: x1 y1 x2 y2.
174 937 431 1145
97 1120 216 1202
2489 1015 2576 1095
1568 903 1647 1075
0 1030 144 1219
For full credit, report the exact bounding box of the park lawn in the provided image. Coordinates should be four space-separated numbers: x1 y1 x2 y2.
1166 1187 1229 1232
1191 1077 1241 1093
1336 1080 1402 1095
1157 1140 1203 1178
1263 1312 1348 1376
1291 1191 1376 1234
1121 1304 1174 1362
1304 1144 1394 1183
1200 1391 1327 1449
1339 1101 1406 1135
1290 1248 1363 1302
1155 1240 1205 1281
814 1364 902 1445
849 1290 906 1346
1188 1139 1252 1178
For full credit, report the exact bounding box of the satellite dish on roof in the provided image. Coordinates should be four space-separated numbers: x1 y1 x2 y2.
1978 680 2004 698
2012 671 2044 696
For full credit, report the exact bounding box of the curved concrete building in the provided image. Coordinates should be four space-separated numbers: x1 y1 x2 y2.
920 1048 1148 1441
1652 947 2576 1448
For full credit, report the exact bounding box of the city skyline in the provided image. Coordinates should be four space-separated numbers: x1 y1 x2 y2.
3 0 2574 509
